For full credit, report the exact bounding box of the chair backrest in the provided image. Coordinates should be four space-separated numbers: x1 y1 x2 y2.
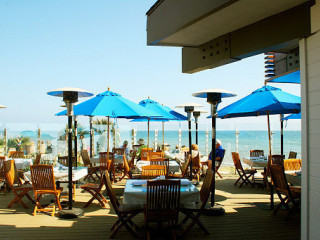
200 169 214 207
271 155 285 166
30 165 57 192
4 160 22 189
99 152 114 171
284 159 302 171
150 158 169 175
147 151 163 161
288 151 297 159
102 171 120 213
142 165 166 179
113 147 125 155
128 150 137 169
141 148 153 160
269 164 291 196
33 154 42 165
81 150 92 167
192 153 201 169
146 179 181 222
58 156 77 167
250 150 264 158
9 151 24 159
180 155 192 177
232 152 245 174
0 156 5 178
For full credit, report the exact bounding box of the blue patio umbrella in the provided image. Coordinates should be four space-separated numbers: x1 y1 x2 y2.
56 88 161 154
266 70 300 84
283 112 301 120
218 85 301 157
130 98 187 148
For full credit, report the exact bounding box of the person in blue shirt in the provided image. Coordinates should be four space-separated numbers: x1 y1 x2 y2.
208 139 225 170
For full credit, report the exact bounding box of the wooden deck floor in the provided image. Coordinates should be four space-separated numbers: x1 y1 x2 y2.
0 174 300 240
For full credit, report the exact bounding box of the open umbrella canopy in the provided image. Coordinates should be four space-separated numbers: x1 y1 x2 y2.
218 85 301 118
56 89 161 119
266 70 300 84
130 98 187 122
283 112 301 120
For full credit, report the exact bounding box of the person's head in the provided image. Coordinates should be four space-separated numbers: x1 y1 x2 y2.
163 143 170 151
123 140 128 147
191 144 199 151
181 145 186 148
138 138 145 145
80 135 84 139
175 145 179 149
216 139 222 148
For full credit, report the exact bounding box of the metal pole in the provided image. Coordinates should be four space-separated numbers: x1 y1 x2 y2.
211 103 217 206
89 116 93 158
107 116 110 158
280 114 284 157
147 118 150 149
74 116 78 167
162 121 165 148
68 114 73 209
188 112 192 180
267 112 274 209
4 128 7 157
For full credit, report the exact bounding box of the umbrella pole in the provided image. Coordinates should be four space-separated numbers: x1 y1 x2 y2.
89 116 93 158
162 121 164 149
74 116 78 167
267 112 274 209
147 118 150 149
280 114 284 157
107 116 110 157
188 112 192 180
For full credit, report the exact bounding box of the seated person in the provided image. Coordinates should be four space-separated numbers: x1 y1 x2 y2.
172 145 180 154
119 140 130 159
136 138 147 160
208 139 224 169
191 144 201 158
163 143 176 160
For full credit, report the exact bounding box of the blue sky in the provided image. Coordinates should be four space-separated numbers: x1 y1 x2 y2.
0 0 301 132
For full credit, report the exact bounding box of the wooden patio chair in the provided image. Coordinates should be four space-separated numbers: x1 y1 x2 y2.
128 150 137 170
9 151 25 159
269 164 301 219
288 151 297 159
58 156 77 167
167 155 191 179
232 152 257 188
215 149 225 179
99 152 115 181
33 153 42 165
0 156 6 192
150 157 169 176
145 179 181 240
179 169 214 236
4 160 35 209
117 153 134 181
141 148 153 160
80 171 108 208
147 151 163 161
103 171 144 239
141 165 166 179
81 150 100 181
284 159 302 171
261 155 285 186
113 147 125 155
250 150 264 158
30 165 63 216
191 153 201 181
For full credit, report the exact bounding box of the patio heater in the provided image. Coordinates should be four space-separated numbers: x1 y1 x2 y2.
48 87 93 218
176 103 203 180
193 109 208 145
193 89 236 214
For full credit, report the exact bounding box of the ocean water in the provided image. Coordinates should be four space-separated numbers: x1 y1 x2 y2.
3 129 301 167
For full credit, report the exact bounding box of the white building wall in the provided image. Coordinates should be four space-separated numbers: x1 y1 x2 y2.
301 1 320 239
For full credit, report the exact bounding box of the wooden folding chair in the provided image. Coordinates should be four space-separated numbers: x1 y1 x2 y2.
33 153 42 165
141 165 166 179
167 155 191 179
117 153 134 181
81 171 108 208
81 150 100 181
288 151 297 159
145 179 181 240
4 160 35 209
128 150 137 170
215 149 225 179
147 151 163 161
150 158 169 176
232 152 256 187
99 152 115 181
179 169 214 236
191 153 201 181
8 151 25 159
269 164 301 219
103 171 143 239
30 165 63 216
0 156 7 192
250 150 264 158
141 148 153 160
